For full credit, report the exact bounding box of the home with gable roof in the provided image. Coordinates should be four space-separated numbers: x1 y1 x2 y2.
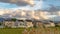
4 18 33 28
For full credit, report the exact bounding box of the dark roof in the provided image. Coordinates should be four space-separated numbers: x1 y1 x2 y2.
5 19 15 22
17 20 24 22
49 21 53 22
44 23 50 24
33 20 42 22
25 20 32 22
5 18 12 21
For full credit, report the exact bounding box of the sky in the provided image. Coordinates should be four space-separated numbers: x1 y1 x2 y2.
0 2 18 8
0 0 60 20
0 0 60 10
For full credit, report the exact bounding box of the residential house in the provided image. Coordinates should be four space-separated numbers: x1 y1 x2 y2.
49 21 55 27
4 18 34 28
4 20 15 28
32 19 43 28
16 20 27 28
43 23 51 28
25 19 33 27
43 21 55 27
16 19 33 28
55 22 60 26
36 21 43 28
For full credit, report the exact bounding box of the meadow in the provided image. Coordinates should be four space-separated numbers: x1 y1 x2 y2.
0 28 25 34
22 27 60 34
0 27 60 34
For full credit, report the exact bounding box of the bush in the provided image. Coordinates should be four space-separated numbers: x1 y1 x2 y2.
11 18 16 21
55 25 60 27
33 25 37 28
0 22 2 25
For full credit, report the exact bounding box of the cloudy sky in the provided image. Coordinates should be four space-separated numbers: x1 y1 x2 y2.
0 0 60 21
0 0 60 10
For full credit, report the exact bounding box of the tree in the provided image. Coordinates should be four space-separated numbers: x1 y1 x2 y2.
11 18 17 21
0 22 2 25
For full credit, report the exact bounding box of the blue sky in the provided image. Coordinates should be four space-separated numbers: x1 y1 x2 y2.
0 0 60 20
0 2 18 8
0 0 60 10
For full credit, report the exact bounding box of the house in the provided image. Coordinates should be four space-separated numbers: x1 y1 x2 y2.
43 23 51 28
25 19 33 27
4 18 34 28
55 22 60 27
32 19 43 28
4 20 15 28
36 21 43 28
49 21 55 27
15 20 27 28
4 19 27 28
16 19 33 28
43 21 55 28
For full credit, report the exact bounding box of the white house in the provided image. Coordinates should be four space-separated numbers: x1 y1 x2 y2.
4 20 15 28
4 19 33 28
25 19 33 27
43 21 55 28
15 20 27 28
16 19 33 28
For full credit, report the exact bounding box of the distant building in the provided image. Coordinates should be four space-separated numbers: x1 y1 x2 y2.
43 21 55 27
43 23 51 28
25 19 33 27
15 20 27 28
4 20 15 28
32 19 43 28
36 20 43 28
55 22 60 26
49 21 55 27
4 19 33 28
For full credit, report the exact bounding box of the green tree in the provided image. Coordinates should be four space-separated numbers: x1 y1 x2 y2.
0 22 2 25
11 18 17 21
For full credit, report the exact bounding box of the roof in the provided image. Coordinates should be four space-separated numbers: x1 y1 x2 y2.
33 20 42 22
49 21 54 22
25 20 32 22
17 20 24 22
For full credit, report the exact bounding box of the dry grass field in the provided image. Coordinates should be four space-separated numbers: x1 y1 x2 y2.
22 27 60 34
0 27 60 34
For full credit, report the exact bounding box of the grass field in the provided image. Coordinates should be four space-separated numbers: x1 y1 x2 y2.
0 28 25 34
0 27 60 34
22 27 60 34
